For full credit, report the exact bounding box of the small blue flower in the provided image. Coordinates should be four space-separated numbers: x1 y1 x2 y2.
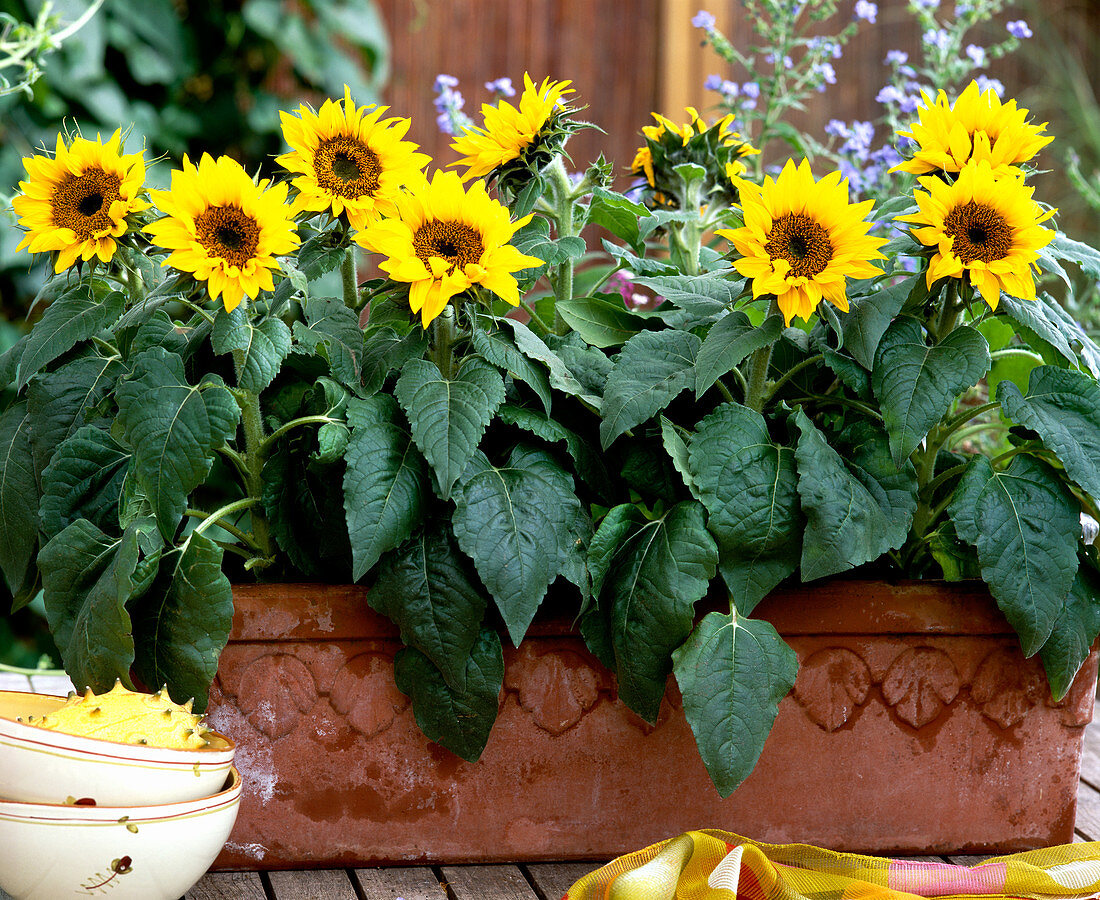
899 94 921 113
922 28 951 52
1006 19 1032 39
974 75 1005 97
854 0 878 23
911 0 939 9
720 80 740 98
825 119 850 138
691 10 716 30
484 77 516 97
885 50 909 66
965 44 986 66
433 74 459 92
876 84 905 105
742 81 761 99
704 74 724 92
813 62 837 91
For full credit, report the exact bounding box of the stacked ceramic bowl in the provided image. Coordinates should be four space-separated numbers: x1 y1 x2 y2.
0 689 239 900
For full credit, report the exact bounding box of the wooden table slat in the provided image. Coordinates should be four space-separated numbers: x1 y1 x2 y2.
353 866 449 899
524 862 605 899
1080 720 1100 792
185 871 268 899
441 864 539 900
267 869 358 899
1075 778 1100 842
944 856 994 866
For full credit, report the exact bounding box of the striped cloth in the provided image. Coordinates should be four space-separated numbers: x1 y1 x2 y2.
566 831 1100 900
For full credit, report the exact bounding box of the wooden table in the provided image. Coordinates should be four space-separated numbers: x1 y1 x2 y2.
5 671 1100 899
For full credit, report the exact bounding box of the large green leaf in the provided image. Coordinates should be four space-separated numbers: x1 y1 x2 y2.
872 317 991 465
998 366 1100 502
600 330 701 448
369 524 488 692
395 357 505 500
673 610 798 796
470 326 552 414
393 626 503 762
116 349 241 541
950 455 1080 656
1000 293 1100 378
26 355 123 477
842 277 914 370
586 187 650 252
131 532 232 712
211 306 292 393
452 450 571 645
16 284 125 391
496 405 610 494
632 273 744 318
343 395 428 580
555 295 652 348
506 319 603 409
39 520 143 692
604 501 718 722
39 426 130 540
0 402 37 592
695 312 782 399
689 402 802 613
293 295 366 391
794 412 917 581
1038 563 1100 702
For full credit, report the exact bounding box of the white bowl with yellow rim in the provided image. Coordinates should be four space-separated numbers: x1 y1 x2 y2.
0 690 235 806
0 766 241 900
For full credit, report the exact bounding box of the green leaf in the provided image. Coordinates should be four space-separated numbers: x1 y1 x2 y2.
128 309 196 358
452 450 569 645
395 357 505 500
0 403 37 592
987 348 1043 397
822 348 871 397
872 317 991 465
343 395 428 580
370 524 488 692
39 426 130 540
1000 293 1100 378
695 313 782 399
470 326 552 414
689 402 802 613
660 416 695 494
632 273 744 318
496 405 610 493
794 411 917 581
16 284 125 391
39 520 141 692
211 306 292 393
580 504 641 669
604 501 718 721
26 356 123 477
1049 231 1100 280
1038 563 1100 702
555 295 653 349
587 188 650 252
950 455 1080 655
131 532 232 712
842 277 913 370
293 295 366 391
673 610 797 796
998 366 1100 502
393 626 503 762
600 330 701 448
116 349 241 541
506 320 603 409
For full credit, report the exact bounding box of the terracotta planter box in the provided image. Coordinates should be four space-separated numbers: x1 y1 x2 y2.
206 580 1098 868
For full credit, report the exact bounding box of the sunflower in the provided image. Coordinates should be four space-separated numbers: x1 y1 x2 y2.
145 154 300 313
276 86 430 229
451 73 574 181
718 159 887 325
898 160 1055 310
13 130 148 273
894 80 1052 176
355 170 543 327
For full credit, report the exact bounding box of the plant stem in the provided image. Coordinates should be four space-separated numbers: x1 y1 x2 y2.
341 247 358 309
431 304 458 379
184 507 261 550
519 298 553 334
261 415 339 452
193 497 259 537
744 297 780 412
547 156 577 333
764 352 824 403
232 366 274 561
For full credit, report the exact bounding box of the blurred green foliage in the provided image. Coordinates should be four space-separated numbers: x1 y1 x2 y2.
1 0 389 319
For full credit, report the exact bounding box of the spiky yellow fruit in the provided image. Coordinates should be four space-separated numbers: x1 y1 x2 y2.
19 682 211 750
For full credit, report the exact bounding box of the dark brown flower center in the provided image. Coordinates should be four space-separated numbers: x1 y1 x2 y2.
764 213 833 277
943 201 1012 264
412 220 484 274
313 137 381 199
194 206 260 267
51 169 122 238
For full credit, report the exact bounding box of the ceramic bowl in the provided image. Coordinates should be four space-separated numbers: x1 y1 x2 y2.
0 766 240 900
0 690 235 806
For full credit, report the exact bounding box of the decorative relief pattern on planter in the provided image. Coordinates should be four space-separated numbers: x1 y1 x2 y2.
792 648 871 731
503 648 607 735
330 653 410 738
881 647 961 728
229 653 318 740
972 648 1044 728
